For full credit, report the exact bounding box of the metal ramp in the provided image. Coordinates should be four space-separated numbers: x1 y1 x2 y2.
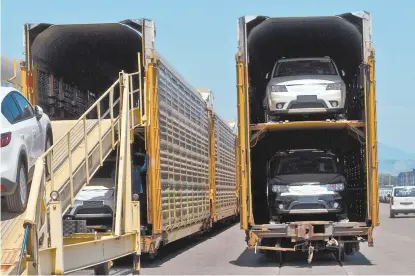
1 120 96 273
1 70 144 275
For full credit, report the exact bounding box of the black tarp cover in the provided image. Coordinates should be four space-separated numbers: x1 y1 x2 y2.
31 23 142 95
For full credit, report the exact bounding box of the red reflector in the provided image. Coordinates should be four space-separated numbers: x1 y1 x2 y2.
1 132 12 147
391 197 394 205
0 185 6 192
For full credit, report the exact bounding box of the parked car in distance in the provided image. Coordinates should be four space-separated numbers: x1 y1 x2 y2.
267 149 348 223
263 57 346 122
1 86 53 212
379 189 392 203
390 186 415 218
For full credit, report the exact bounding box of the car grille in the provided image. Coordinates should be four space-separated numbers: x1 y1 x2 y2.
290 102 325 109
291 203 326 209
77 206 113 215
82 201 104 208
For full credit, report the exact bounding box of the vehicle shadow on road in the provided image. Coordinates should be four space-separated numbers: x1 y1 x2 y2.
114 219 239 269
229 248 277 268
230 249 373 268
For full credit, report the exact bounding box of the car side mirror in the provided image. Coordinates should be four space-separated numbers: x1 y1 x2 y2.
35 105 44 120
341 70 346 77
265 72 269 80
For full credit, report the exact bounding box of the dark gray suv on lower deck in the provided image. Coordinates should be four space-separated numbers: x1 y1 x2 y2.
267 149 348 223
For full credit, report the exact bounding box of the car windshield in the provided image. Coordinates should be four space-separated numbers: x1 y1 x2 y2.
273 59 337 77
277 156 337 175
394 187 415 197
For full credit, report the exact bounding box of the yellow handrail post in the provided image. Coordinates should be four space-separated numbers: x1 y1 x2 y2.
97 102 103 166
68 132 74 205
83 117 89 184
49 200 64 274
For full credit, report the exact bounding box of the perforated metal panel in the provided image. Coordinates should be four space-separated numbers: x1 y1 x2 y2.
36 69 92 119
214 115 237 219
343 144 367 222
157 61 210 231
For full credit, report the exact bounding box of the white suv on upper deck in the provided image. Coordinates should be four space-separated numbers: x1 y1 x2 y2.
1 86 53 212
263 57 346 122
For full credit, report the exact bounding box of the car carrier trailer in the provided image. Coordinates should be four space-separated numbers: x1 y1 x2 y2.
235 11 379 265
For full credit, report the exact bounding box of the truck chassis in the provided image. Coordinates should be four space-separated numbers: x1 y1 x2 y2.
246 221 370 266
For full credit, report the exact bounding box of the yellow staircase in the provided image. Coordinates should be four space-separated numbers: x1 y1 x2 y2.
1 70 144 275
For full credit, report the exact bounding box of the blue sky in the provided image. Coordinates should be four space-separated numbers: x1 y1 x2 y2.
2 0 414 153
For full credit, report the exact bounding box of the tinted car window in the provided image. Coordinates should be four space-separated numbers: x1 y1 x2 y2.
394 187 415 197
1 99 14 123
12 92 34 119
1 94 22 123
274 60 337 77
277 156 337 174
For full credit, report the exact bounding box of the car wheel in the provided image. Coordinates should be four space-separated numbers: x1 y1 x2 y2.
45 133 53 177
5 160 28 213
93 262 110 275
334 246 345 262
389 210 395 218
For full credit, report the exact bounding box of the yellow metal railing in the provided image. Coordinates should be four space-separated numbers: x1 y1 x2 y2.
21 70 143 274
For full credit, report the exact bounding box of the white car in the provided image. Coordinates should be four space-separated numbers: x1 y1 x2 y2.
390 186 415 218
1 86 52 212
64 180 115 227
263 57 346 121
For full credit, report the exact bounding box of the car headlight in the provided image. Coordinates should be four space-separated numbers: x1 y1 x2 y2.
271 85 288 92
271 185 289 193
321 183 345 192
326 82 342 90
73 200 83 207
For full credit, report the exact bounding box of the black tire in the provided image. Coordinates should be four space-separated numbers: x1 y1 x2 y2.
334 246 345 262
390 210 395 218
5 160 28 213
44 133 53 177
264 250 276 261
344 243 355 256
93 262 109 275
277 251 284 265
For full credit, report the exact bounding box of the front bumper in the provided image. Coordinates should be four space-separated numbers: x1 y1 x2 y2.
271 194 344 216
267 91 344 114
65 201 114 220
390 207 415 213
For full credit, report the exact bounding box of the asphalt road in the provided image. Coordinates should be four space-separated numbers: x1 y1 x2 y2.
77 203 415 275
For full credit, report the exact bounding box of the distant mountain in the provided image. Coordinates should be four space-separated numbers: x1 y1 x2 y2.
378 143 415 174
